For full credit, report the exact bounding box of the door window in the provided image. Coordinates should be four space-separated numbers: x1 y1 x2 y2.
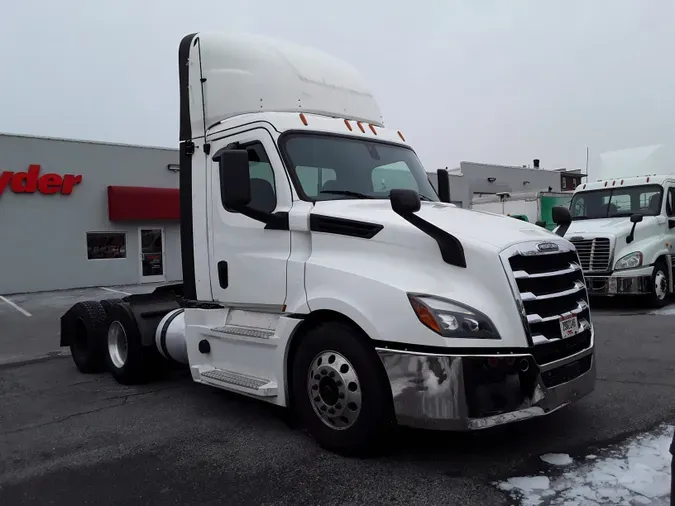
667 187 675 217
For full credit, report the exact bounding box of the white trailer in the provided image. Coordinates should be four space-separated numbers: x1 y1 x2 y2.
472 191 573 230
60 32 596 456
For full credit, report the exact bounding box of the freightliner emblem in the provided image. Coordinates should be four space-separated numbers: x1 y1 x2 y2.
537 242 559 252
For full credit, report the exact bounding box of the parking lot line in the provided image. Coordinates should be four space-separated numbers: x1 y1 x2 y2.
0 295 32 316
100 286 132 296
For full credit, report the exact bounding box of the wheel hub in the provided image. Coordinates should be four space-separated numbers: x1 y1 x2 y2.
107 321 128 369
307 351 362 430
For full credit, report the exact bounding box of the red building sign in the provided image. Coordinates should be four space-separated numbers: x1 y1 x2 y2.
0 164 82 196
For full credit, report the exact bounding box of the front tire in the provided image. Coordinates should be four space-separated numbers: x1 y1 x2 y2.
647 260 670 308
291 321 395 457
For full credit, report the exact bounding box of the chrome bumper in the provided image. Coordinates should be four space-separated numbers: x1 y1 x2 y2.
585 274 652 295
375 336 595 431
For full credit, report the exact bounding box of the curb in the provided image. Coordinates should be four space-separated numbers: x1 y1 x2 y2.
0 350 71 369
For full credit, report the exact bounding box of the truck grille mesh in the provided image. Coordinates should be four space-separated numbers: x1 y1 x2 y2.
568 237 611 272
506 249 592 365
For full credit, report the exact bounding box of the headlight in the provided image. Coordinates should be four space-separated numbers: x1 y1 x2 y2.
614 251 643 270
407 294 500 339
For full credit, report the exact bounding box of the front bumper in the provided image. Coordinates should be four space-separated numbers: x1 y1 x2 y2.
585 268 653 296
375 333 595 431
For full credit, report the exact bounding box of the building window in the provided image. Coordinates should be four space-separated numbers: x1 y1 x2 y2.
562 176 568 190
87 232 127 260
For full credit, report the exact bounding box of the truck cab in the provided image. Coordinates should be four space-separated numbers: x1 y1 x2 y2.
563 175 675 306
60 32 597 456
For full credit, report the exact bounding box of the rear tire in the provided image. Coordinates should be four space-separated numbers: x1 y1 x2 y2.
104 302 156 385
647 260 670 308
100 298 123 318
291 321 395 457
67 301 108 374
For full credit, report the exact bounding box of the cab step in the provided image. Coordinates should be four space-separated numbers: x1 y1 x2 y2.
197 367 278 397
210 324 274 339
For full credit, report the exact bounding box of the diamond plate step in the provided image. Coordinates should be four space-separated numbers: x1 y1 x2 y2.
199 368 277 397
210 324 274 339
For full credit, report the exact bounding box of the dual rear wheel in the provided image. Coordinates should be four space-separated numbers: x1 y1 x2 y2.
65 299 160 385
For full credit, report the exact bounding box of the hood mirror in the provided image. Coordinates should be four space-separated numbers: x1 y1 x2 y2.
552 205 572 237
627 213 644 243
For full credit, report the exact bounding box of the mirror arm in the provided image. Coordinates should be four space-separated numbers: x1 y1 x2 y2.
626 222 638 244
392 208 466 267
555 223 570 237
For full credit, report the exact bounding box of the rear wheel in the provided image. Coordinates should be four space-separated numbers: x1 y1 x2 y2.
291 321 395 457
104 302 156 385
647 260 670 308
67 301 108 374
100 298 123 318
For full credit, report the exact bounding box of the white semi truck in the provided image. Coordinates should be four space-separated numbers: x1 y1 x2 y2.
562 173 675 307
59 32 596 456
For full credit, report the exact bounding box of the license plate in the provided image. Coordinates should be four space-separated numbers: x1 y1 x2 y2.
559 314 579 338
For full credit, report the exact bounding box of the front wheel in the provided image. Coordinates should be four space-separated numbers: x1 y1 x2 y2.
647 260 670 308
291 321 395 457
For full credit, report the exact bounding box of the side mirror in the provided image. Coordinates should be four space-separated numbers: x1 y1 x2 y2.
552 205 572 237
436 169 451 203
627 213 644 244
390 189 421 216
217 149 251 210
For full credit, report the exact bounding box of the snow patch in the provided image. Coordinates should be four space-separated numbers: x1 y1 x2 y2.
649 305 675 315
540 453 574 466
495 424 673 505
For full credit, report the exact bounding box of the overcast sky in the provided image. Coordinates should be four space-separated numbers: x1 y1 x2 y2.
1 0 674 172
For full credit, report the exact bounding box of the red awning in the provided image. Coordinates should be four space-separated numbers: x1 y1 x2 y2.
107 186 179 221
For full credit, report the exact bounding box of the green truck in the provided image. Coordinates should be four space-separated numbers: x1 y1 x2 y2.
471 191 573 230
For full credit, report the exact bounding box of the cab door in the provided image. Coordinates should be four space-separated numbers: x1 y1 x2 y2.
207 127 293 309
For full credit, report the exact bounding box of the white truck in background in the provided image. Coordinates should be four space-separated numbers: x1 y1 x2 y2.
59 32 596 456
561 173 675 307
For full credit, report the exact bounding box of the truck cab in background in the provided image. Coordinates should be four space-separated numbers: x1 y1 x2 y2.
560 175 675 307
60 32 597 456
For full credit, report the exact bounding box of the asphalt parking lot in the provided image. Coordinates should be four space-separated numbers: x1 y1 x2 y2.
1 288 674 505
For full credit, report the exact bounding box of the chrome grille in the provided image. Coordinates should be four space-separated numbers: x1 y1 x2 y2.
568 237 611 272
502 242 593 365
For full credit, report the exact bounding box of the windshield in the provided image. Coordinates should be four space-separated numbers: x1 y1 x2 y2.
569 184 663 220
279 133 439 202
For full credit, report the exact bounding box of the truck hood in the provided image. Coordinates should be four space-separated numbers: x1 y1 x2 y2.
311 200 557 250
565 217 646 237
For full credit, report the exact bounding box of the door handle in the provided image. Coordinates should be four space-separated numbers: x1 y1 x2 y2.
218 261 228 288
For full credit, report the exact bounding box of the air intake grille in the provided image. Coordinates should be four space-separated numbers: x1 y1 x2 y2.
568 237 611 272
506 249 592 365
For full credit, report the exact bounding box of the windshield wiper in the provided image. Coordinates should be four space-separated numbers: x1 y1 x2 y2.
319 190 375 199
571 216 590 220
